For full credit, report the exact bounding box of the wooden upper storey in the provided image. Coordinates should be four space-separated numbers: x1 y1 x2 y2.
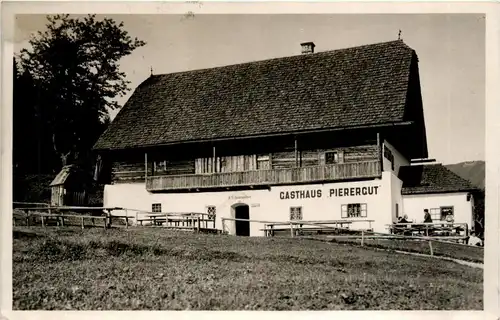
101 130 390 192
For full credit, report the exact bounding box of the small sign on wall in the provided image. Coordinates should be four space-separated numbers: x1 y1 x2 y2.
229 195 251 200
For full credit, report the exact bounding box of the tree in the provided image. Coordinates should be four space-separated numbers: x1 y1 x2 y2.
472 190 485 239
13 57 44 174
17 14 145 170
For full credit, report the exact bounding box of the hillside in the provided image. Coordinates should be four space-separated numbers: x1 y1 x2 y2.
445 161 485 190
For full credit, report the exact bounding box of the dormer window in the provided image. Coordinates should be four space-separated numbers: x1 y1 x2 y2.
300 42 316 54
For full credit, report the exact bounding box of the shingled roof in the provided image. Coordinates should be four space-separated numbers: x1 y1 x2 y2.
94 40 422 151
399 164 478 195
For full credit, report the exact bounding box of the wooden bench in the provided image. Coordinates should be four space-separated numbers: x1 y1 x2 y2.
262 220 358 237
137 214 167 226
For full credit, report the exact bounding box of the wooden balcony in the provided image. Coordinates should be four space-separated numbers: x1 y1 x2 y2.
146 160 381 192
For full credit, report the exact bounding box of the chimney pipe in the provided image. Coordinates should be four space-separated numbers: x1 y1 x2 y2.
301 42 315 54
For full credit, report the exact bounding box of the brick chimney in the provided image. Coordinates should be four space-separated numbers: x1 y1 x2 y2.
301 42 315 54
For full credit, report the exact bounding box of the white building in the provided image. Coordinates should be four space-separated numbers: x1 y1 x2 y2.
93 40 478 236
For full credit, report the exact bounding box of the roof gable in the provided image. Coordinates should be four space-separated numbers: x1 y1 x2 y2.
399 164 478 195
50 165 77 186
94 40 418 151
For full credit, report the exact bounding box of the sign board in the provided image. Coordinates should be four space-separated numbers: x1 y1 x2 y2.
279 185 380 200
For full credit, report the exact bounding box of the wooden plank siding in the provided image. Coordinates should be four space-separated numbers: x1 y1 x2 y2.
146 160 381 191
111 144 380 186
111 160 152 183
196 155 258 174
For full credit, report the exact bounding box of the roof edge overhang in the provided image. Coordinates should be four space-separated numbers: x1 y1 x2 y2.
93 121 415 152
401 188 479 196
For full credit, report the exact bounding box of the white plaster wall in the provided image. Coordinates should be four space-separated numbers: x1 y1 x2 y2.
401 192 473 227
104 173 395 236
383 140 410 175
390 172 404 224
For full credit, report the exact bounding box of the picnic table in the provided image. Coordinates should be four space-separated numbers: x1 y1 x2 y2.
136 212 216 229
388 222 468 237
262 220 372 237
137 213 167 226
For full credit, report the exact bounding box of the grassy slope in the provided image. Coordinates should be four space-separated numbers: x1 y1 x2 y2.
13 227 482 310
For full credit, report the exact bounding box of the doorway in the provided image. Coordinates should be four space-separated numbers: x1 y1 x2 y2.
234 204 250 236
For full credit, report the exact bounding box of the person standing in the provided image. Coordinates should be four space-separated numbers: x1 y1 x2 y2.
423 209 433 223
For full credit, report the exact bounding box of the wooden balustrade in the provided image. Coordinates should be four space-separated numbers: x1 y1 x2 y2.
146 160 381 191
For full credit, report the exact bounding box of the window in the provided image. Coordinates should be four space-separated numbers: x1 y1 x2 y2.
341 203 367 218
154 160 167 172
429 207 454 221
257 155 271 170
325 152 339 164
290 207 303 220
206 205 216 219
440 206 454 221
152 203 162 213
429 208 440 220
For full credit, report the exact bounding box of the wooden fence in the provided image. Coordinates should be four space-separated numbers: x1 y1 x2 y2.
219 217 477 257
386 222 469 238
220 217 375 237
13 205 215 232
13 206 126 229
13 201 50 208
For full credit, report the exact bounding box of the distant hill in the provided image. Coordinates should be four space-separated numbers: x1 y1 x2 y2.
445 161 485 190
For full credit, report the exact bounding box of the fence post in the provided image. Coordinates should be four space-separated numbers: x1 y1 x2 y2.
41 215 45 228
81 216 84 230
222 218 225 234
108 211 112 228
361 230 365 246
290 222 294 238
125 209 129 228
197 216 201 232
429 240 434 256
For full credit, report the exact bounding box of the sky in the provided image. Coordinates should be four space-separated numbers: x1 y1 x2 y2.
14 13 485 165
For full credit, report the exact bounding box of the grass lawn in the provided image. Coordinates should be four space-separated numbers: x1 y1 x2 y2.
12 226 483 310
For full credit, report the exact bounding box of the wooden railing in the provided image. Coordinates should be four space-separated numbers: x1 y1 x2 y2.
146 160 381 191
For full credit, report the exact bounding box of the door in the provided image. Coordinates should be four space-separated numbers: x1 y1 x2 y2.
235 204 250 236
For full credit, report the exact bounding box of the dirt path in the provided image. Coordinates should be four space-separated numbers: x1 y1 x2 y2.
391 249 483 269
